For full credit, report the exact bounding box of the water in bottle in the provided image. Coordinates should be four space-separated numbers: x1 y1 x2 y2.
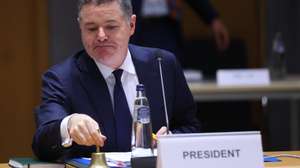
131 84 154 157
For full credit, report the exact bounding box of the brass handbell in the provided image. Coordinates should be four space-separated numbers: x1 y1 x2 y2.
88 146 108 168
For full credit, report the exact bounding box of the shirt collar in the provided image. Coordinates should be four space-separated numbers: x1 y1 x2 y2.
93 49 136 79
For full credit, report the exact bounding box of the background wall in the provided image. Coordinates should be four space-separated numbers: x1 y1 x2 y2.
0 0 48 162
48 0 82 64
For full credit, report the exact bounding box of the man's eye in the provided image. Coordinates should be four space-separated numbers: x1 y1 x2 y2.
106 25 118 30
87 28 97 32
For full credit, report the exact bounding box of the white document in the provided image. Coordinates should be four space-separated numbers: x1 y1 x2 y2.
79 150 158 167
184 69 203 82
217 68 270 86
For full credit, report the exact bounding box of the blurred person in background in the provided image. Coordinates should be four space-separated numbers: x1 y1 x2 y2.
131 0 230 64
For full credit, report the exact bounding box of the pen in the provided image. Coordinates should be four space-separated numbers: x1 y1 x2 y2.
152 133 157 141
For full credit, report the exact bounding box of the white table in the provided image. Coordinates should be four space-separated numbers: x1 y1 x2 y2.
188 75 300 149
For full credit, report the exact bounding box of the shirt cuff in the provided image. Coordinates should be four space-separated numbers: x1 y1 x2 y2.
60 114 74 148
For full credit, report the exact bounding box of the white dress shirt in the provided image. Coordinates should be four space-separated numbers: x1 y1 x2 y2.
61 49 139 147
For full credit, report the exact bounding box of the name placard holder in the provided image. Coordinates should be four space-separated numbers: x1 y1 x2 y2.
216 68 270 86
157 131 264 168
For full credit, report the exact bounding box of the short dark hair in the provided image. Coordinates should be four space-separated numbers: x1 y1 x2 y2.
78 0 133 20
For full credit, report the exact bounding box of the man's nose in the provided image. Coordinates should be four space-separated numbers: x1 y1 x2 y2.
97 27 108 41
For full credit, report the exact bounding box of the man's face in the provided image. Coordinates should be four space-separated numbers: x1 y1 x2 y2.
79 1 136 68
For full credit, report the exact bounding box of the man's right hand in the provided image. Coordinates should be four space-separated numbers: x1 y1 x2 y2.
68 114 106 147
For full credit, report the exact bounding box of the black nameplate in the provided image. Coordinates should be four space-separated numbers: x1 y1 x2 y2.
131 156 157 168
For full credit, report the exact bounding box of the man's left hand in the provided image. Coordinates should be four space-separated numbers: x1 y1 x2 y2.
152 126 169 147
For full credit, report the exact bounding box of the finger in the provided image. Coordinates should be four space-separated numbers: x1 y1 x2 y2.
156 126 168 135
223 32 230 49
214 32 223 49
217 36 226 51
152 126 167 148
86 122 106 147
219 31 230 50
70 120 93 146
70 127 89 145
216 35 222 50
152 138 157 148
78 123 95 146
88 121 106 146
93 130 107 147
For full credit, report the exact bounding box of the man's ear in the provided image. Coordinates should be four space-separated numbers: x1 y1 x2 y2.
129 15 136 35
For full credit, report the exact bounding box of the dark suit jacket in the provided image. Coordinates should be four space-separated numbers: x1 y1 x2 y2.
32 45 200 161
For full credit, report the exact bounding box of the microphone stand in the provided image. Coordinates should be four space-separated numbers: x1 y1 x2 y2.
156 54 170 135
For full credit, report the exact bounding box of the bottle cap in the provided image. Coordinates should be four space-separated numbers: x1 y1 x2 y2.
136 84 145 91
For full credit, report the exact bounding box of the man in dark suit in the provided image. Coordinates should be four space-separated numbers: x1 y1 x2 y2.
130 0 229 63
32 0 200 161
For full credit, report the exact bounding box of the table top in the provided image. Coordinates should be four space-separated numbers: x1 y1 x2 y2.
188 76 300 101
264 151 300 168
189 76 300 92
1 151 300 168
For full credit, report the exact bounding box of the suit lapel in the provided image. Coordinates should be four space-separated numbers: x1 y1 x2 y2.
76 53 117 149
129 45 157 94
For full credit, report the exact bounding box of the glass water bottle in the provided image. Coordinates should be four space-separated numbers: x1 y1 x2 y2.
131 84 154 157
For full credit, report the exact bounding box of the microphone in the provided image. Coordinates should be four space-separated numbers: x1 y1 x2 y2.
156 51 170 134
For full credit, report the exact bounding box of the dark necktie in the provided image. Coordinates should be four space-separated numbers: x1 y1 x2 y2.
113 69 132 151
